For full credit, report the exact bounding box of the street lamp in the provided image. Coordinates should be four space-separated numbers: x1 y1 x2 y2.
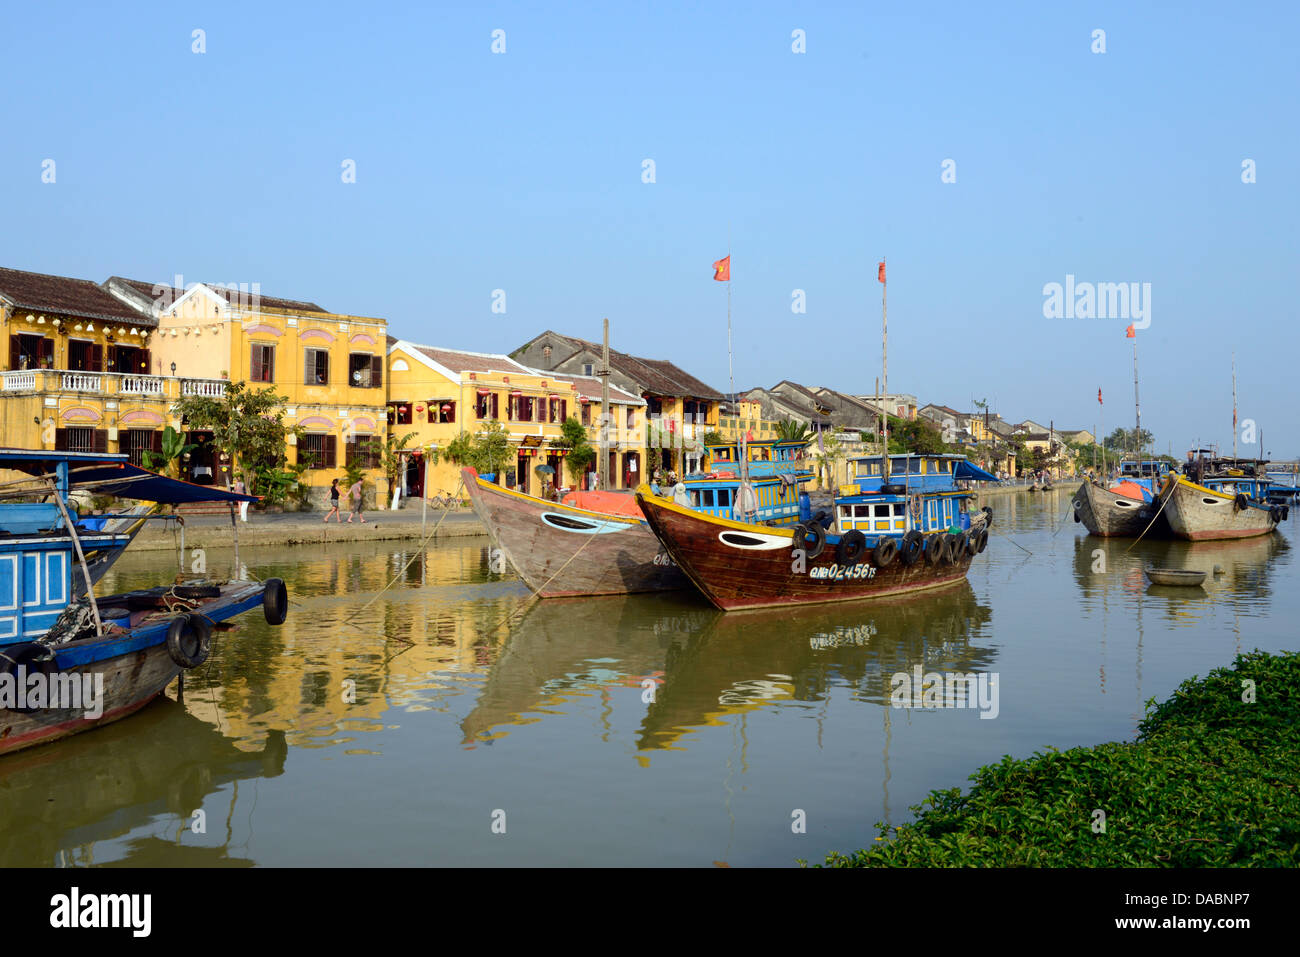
170 362 177 375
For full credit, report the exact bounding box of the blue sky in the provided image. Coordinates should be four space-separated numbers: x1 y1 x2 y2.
3 1 1297 456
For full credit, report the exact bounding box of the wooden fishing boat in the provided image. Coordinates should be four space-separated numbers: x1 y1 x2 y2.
635 454 997 612
462 467 689 597
0 450 288 756
1158 473 1279 541
1071 479 1169 537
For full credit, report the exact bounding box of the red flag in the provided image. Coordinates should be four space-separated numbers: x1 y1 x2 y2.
877 261 886 284
712 256 730 281
1125 324 1135 338
1098 388 1102 405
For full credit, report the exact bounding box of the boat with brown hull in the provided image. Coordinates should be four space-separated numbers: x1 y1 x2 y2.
1159 474 1279 541
461 468 688 597
635 489 985 612
1071 480 1169 537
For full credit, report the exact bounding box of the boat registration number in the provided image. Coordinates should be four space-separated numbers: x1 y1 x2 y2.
653 551 677 566
809 563 877 581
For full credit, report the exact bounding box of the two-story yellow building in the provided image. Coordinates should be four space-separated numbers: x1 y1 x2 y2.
106 277 389 502
1 266 184 462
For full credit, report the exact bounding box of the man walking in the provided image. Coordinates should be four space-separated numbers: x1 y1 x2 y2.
346 478 366 523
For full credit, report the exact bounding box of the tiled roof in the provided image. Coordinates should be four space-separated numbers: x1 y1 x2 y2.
544 372 644 404
413 345 535 377
108 277 326 314
536 332 724 400
0 266 156 326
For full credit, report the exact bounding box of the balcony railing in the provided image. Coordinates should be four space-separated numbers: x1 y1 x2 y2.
0 369 228 400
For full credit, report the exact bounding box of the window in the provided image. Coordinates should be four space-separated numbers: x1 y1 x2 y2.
124 429 161 467
429 401 455 424
581 403 590 426
9 334 53 369
305 348 330 385
582 363 594 376
298 433 337 469
701 489 715 507
68 340 103 372
109 345 149 374
626 407 634 429
251 344 275 382
388 402 413 425
55 427 105 453
717 489 732 507
345 435 380 469
476 392 498 419
547 398 567 424
349 353 382 388
510 395 534 422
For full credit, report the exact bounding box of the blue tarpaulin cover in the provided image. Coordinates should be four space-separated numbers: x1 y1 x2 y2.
954 460 1000 482
0 450 258 504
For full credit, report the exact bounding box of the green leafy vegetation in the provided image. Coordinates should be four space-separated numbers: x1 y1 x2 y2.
141 425 197 478
816 650 1300 867
171 378 301 497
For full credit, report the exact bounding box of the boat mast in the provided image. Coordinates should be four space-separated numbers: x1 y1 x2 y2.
880 258 888 456
1132 332 1141 460
1232 353 1238 462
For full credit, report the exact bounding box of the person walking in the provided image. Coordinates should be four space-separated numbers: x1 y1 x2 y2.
232 477 250 522
346 478 366 523
324 478 342 523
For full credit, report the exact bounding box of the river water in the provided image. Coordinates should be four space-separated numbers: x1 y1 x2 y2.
2 489 1294 866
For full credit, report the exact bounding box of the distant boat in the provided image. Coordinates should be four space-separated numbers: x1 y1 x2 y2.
1158 473 1279 541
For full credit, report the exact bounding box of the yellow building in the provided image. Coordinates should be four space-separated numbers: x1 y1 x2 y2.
107 277 389 503
717 398 779 443
387 341 582 499
1 266 182 462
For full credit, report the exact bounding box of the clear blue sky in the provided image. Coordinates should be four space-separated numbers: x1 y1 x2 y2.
3 1 1297 457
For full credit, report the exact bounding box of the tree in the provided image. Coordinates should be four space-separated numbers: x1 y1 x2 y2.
811 431 844 489
142 425 197 478
171 379 301 496
775 419 811 443
362 431 418 501
443 421 515 478
557 417 595 483
701 429 725 447
1104 427 1155 453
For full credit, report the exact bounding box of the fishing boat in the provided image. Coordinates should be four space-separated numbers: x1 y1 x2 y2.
635 453 998 612
1071 459 1173 537
0 450 288 756
461 437 815 598
1158 471 1279 541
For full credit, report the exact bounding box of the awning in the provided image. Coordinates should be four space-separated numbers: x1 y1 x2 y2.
954 460 999 482
4 455 259 503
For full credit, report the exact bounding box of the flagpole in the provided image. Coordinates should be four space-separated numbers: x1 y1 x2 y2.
1132 334 1141 459
727 225 734 400
1232 353 1237 461
880 257 888 455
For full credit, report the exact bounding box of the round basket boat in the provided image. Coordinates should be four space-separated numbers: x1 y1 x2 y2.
1146 568 1207 587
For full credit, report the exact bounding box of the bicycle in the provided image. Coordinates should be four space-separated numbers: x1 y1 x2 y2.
428 489 460 510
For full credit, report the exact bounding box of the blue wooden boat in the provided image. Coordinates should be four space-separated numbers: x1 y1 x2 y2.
673 438 814 522
0 450 287 756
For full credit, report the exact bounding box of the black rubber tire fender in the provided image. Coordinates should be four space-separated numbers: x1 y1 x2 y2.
946 533 965 563
0 642 57 713
900 530 924 566
792 522 826 560
166 613 212 669
1234 493 1249 511
964 529 979 556
174 583 221 600
837 529 868 565
981 505 994 528
924 534 944 565
976 527 989 553
873 536 898 568
262 578 288 626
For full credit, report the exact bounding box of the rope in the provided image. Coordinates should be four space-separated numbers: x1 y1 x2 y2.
1125 483 1174 552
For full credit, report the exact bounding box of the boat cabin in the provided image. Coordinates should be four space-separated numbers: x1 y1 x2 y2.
833 454 998 539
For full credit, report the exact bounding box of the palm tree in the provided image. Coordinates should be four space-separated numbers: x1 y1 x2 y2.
775 418 810 442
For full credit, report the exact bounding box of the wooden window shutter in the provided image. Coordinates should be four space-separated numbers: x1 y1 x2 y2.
140 348 151 373
267 346 275 382
8 336 19 369
90 344 104 372
93 429 108 453
371 355 382 388
151 430 163 453
54 428 68 451
105 345 117 372
40 337 53 364
325 435 337 468
304 349 314 385
251 348 262 382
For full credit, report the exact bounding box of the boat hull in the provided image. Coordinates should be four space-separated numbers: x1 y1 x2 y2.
462 468 688 597
1161 477 1277 541
636 492 975 612
1 582 266 756
1071 481 1168 537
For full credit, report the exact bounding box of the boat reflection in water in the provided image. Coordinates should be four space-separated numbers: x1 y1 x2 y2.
460 583 996 756
0 697 286 867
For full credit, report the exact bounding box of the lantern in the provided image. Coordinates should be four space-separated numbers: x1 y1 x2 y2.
416 404 425 413
441 404 451 412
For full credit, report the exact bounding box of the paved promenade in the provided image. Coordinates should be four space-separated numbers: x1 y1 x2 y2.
131 505 488 552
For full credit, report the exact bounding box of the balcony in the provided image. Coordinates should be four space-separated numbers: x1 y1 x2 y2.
0 369 227 400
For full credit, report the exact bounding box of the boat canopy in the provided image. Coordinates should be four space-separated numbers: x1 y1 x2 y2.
953 460 999 482
0 450 257 504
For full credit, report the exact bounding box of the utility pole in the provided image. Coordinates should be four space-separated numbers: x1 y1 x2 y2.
598 317 610 489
